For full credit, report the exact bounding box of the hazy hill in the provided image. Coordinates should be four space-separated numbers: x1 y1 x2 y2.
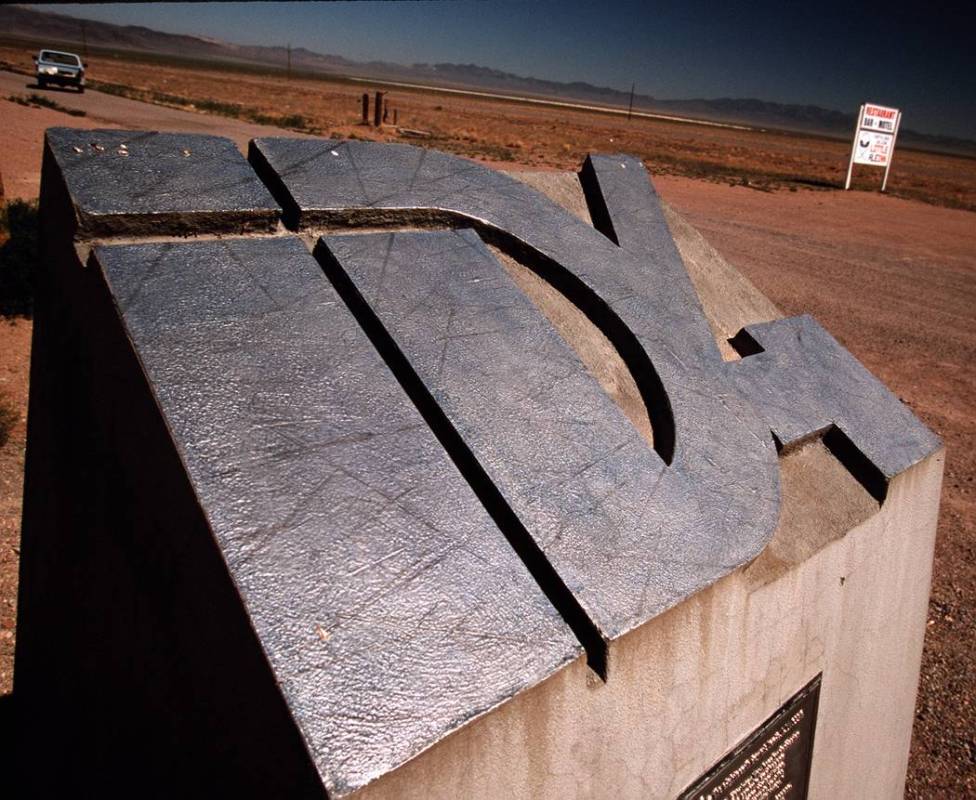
2 5 972 157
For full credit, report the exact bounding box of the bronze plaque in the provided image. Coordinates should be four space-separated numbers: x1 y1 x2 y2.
679 674 822 800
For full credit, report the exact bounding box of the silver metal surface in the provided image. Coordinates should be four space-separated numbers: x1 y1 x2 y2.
94 235 581 796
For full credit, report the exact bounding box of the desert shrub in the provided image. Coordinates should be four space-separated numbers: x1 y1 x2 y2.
87 80 130 98
26 93 87 116
82 81 317 134
0 199 39 317
275 113 311 130
7 93 86 116
194 97 245 117
249 111 312 131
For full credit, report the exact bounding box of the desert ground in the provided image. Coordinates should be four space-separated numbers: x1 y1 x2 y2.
2 42 975 210
0 45 974 797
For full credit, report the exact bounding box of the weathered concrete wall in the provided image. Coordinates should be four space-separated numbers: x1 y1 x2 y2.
357 449 941 800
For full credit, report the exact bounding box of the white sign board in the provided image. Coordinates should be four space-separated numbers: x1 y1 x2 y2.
853 130 894 166
845 103 901 191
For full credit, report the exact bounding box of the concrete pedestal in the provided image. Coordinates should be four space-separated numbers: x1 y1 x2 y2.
15 130 941 799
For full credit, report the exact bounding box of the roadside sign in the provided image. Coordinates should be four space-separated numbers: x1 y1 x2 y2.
845 103 902 192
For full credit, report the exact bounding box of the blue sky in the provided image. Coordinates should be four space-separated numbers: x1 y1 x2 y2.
41 2 976 139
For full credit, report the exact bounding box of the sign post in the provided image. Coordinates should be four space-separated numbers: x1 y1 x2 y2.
880 109 902 192
844 105 863 191
845 103 902 192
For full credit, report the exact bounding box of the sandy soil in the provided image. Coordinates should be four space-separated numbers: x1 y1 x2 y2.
0 318 29 693
653 178 976 797
0 71 973 796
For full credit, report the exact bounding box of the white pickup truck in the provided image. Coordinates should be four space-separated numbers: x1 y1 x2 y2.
33 49 86 92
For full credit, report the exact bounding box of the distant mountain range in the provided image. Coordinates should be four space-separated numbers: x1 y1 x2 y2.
3 4 973 157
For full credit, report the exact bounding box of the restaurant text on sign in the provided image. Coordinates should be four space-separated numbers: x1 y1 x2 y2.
862 104 899 132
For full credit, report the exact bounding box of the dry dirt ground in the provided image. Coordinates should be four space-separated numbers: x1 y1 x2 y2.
2 42 975 211
0 58 974 797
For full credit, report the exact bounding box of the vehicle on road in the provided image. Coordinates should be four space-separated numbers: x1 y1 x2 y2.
32 49 86 92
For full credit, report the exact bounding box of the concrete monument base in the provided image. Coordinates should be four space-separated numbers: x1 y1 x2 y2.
15 132 942 799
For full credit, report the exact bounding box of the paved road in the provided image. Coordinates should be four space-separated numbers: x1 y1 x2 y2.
0 69 308 146
0 69 312 199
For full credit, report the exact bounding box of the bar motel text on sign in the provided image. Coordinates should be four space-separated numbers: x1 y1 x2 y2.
845 103 902 192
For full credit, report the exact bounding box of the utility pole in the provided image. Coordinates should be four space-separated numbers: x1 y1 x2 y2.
287 42 292 82
80 20 89 62
627 82 635 121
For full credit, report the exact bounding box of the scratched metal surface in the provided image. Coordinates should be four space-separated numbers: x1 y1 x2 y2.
726 315 942 477
254 138 782 638
92 236 581 797
579 154 719 358
323 228 703 639
46 128 280 235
